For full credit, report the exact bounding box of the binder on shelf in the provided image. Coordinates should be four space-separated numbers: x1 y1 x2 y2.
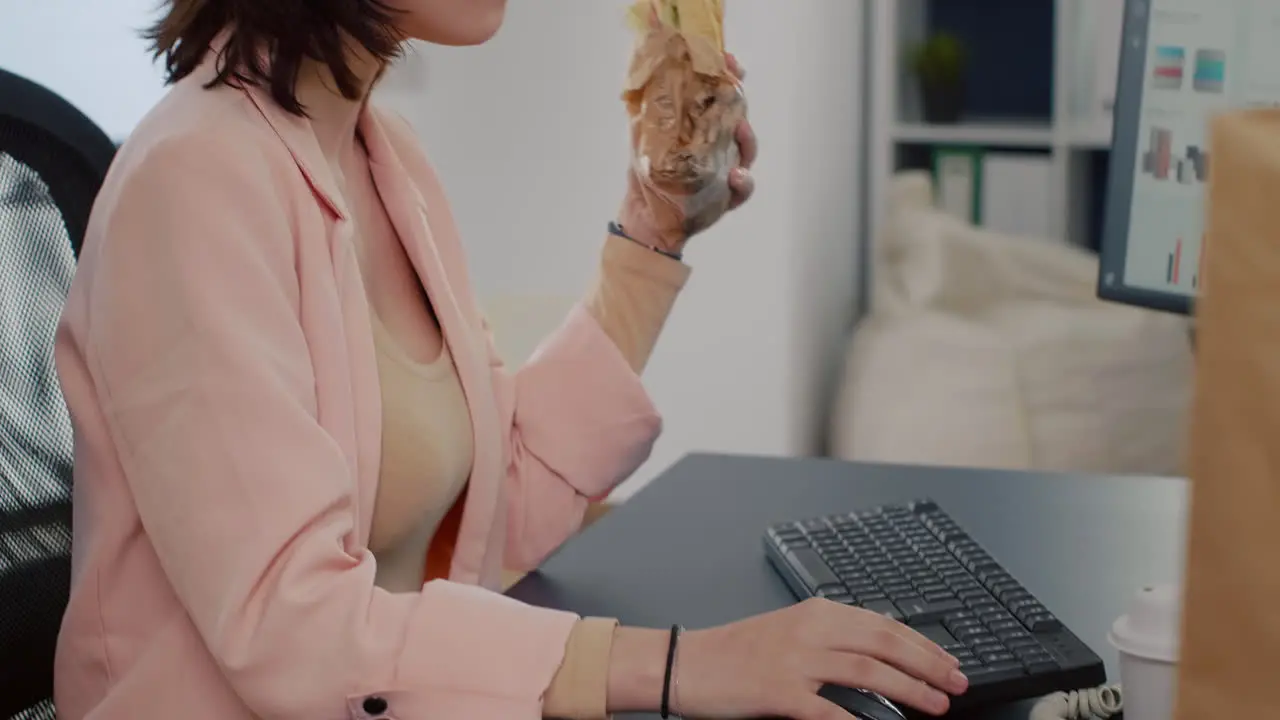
932 146 983 225
932 147 1055 241
981 152 1055 241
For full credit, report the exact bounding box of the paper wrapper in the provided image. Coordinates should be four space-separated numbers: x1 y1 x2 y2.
1174 109 1280 719
623 18 747 237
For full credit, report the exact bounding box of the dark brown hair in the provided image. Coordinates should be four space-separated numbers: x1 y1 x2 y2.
146 0 403 116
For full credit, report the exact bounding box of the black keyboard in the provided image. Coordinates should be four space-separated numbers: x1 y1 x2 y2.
763 499 1105 713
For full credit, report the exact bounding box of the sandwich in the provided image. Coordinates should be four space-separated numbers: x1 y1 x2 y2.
627 0 725 55
623 0 745 233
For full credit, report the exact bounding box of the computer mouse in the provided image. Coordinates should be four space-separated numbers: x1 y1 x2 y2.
817 684 907 720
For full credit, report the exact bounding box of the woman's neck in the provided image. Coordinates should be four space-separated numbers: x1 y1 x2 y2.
295 46 385 167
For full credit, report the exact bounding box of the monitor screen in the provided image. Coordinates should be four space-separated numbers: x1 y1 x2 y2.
0 0 167 144
1099 0 1280 314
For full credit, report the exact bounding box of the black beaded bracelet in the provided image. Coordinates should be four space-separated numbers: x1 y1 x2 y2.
608 221 684 261
660 624 683 719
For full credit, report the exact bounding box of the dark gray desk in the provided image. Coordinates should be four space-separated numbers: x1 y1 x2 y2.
508 454 1188 719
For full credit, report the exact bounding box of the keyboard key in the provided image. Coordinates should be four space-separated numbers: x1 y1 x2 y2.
980 651 1018 665
988 620 1023 635
914 623 959 648
966 662 1026 684
997 628 1034 645
990 580 1020 595
943 613 979 632
1005 637 1042 652
771 527 804 542
954 626 991 643
1015 647 1055 664
896 597 966 625
1008 597 1041 614
772 529 804 542
817 589 853 604
784 547 843 593
1024 613 1063 632
1001 588 1033 604
971 639 1005 656
882 581 912 595
861 599 904 622
977 568 1008 585
1025 659 1059 674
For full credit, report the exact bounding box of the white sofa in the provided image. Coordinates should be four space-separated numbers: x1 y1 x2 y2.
829 173 1195 477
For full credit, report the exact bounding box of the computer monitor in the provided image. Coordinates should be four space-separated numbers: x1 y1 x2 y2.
1098 0 1275 315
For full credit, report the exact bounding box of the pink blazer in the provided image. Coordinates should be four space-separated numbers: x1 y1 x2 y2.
53 57 662 719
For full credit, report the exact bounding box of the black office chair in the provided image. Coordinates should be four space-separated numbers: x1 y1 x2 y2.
0 68 116 720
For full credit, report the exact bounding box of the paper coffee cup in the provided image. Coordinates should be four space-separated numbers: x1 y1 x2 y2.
1108 584 1181 720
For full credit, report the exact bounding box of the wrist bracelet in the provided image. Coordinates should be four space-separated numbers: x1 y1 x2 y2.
660 624 684 719
608 221 683 261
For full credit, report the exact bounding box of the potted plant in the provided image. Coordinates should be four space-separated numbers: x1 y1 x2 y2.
908 32 968 124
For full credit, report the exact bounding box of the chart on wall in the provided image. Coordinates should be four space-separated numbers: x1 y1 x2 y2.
1122 0 1280 296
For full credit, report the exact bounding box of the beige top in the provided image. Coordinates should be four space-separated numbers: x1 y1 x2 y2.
369 234 690 719
368 313 474 593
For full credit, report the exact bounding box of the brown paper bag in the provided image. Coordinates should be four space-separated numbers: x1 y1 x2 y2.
622 3 746 240
1176 109 1280 718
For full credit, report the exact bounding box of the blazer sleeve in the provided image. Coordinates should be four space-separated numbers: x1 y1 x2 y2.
80 137 579 720
486 305 664 573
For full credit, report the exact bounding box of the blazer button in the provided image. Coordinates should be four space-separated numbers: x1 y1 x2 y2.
362 696 389 715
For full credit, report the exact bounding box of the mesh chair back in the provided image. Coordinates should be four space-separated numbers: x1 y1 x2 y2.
0 68 115 720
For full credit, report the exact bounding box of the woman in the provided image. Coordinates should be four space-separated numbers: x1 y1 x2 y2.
52 1 968 719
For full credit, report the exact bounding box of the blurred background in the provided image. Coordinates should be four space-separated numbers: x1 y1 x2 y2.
0 0 1194 500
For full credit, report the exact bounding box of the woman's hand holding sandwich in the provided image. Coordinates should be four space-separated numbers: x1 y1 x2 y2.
618 52 756 255
618 0 758 258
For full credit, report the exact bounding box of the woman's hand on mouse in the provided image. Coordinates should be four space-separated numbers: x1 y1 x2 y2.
674 598 969 719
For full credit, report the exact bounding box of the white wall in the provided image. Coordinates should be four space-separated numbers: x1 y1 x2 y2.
378 0 867 497
0 0 167 142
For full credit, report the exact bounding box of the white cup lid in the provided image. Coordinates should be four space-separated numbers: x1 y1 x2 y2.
1108 583 1181 663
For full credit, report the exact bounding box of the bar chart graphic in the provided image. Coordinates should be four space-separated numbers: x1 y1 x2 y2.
1166 238 1183 285
1153 46 1186 90
1195 240 1203 289
1141 126 1209 183
1194 49 1227 93
1163 235 1206 289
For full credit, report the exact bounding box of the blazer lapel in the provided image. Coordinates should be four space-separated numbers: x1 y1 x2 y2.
359 110 501 584
239 84 389 544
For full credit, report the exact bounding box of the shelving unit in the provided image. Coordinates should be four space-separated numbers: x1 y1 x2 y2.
866 0 1123 250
